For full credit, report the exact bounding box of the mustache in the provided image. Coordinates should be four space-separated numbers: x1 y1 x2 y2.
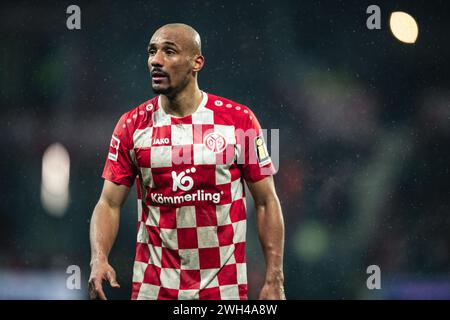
151 68 169 77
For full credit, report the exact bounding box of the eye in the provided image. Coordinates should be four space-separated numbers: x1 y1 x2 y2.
165 49 176 55
148 48 156 55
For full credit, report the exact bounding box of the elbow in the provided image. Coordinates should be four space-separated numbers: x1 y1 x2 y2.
254 193 281 211
98 194 122 210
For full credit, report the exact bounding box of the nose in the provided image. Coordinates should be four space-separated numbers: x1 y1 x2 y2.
150 49 164 67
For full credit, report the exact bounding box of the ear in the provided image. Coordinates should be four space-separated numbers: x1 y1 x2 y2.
192 55 205 72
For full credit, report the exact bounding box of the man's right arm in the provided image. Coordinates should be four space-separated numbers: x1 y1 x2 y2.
88 180 131 300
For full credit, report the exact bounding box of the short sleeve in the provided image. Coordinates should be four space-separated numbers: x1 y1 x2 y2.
237 109 276 183
102 113 137 187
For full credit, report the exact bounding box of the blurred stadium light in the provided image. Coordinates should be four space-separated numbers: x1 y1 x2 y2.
389 11 419 44
41 143 70 217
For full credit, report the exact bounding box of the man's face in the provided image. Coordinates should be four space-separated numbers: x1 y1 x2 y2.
147 28 196 96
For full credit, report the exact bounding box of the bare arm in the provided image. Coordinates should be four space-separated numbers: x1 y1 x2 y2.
247 176 286 300
88 180 131 300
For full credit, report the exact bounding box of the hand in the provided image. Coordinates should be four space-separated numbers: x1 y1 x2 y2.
258 282 286 300
88 259 120 300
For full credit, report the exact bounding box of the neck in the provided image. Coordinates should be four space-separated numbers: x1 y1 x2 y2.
160 81 203 117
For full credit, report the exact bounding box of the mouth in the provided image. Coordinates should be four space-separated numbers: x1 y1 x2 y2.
151 71 168 82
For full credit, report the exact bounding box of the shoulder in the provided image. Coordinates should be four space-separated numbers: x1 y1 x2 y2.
115 96 158 132
204 92 257 127
110 97 158 149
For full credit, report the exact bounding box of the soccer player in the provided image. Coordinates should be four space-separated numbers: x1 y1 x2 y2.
88 23 285 300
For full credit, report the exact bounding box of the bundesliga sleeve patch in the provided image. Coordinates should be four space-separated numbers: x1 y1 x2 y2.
108 135 120 161
254 135 271 167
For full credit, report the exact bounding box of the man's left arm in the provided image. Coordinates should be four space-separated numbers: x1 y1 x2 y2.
247 176 286 300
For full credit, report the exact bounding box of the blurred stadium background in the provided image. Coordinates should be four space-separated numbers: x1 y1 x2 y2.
1 0 449 299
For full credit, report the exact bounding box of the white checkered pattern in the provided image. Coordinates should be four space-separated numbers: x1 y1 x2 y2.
179 249 200 270
171 124 194 145
133 128 153 148
151 146 172 168
176 206 197 228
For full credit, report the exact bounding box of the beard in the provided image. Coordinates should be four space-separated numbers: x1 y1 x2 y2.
152 85 173 95
151 79 189 97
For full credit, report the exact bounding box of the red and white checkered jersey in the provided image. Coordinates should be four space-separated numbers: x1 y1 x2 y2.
102 92 276 300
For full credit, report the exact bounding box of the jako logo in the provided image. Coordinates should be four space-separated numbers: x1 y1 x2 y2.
153 137 170 145
172 167 196 191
